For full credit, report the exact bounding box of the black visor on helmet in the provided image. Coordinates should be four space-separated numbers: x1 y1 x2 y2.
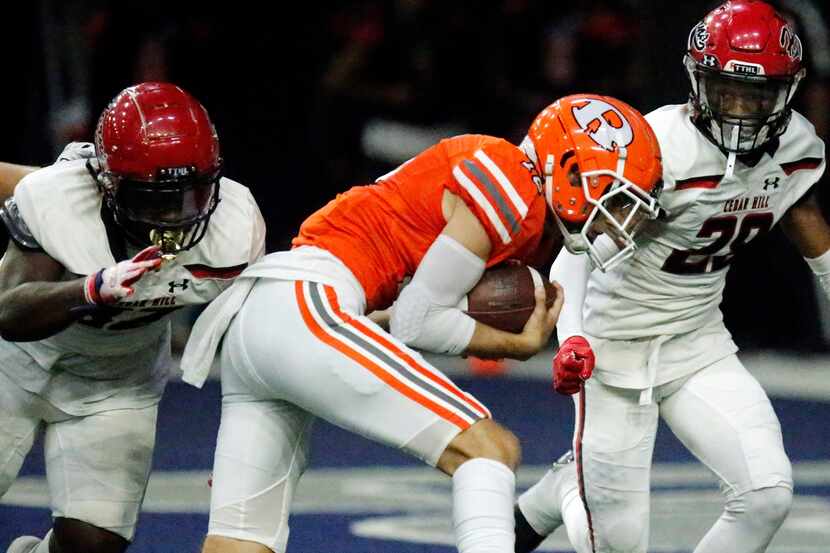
115 173 219 229
700 72 788 120
107 167 221 253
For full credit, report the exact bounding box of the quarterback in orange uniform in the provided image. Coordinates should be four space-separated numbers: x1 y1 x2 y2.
179 94 662 553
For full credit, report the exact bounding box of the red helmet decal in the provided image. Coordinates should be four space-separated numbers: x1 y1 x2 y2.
571 98 634 152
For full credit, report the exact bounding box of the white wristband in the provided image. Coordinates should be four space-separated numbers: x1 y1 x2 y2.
805 249 830 274
805 249 830 300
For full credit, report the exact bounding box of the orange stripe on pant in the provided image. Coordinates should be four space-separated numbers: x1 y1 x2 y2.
294 281 471 430
322 285 491 419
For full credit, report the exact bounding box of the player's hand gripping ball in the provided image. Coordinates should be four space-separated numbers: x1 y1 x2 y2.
461 263 558 333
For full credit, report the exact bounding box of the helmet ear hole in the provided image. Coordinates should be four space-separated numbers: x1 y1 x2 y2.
566 163 581 187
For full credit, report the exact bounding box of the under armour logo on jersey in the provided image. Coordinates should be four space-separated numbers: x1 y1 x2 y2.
571 98 634 152
763 176 781 191
702 54 719 68
168 279 190 294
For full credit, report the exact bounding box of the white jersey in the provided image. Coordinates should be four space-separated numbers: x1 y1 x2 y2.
0 158 266 413
586 104 825 338
581 104 825 389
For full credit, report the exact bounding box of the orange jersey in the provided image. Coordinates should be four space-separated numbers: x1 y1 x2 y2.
293 135 548 312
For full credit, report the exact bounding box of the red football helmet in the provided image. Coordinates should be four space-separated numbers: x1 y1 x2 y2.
94 82 222 254
684 0 805 154
521 94 663 271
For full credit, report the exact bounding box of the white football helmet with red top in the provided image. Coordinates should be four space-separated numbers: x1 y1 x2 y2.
521 94 663 271
684 0 806 154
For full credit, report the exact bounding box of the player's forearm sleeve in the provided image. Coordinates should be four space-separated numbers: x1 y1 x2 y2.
805 248 830 300
549 244 591 342
390 234 483 355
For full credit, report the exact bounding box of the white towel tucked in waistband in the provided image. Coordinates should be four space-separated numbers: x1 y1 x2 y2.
180 278 257 388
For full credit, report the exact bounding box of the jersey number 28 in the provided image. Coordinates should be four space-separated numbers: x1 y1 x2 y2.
662 212 774 275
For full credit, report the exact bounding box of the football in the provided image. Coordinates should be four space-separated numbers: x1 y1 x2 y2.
461 263 558 333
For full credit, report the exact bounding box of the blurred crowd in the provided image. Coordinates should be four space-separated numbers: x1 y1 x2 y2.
3 0 830 350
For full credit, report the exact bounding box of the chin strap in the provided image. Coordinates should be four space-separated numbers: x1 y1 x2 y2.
615 146 628 175
725 126 739 179
544 154 555 211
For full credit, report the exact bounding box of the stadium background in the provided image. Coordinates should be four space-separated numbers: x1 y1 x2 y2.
1 1 829 552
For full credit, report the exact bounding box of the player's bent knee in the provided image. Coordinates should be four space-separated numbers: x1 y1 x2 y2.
437 419 521 475
600 518 648 553
52 518 128 553
735 486 793 526
202 534 275 553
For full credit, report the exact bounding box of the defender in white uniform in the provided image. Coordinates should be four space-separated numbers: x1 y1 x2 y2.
0 83 265 553
514 2 830 553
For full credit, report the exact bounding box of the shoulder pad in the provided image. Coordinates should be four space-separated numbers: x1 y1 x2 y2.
56 142 96 163
778 110 825 163
0 197 42 251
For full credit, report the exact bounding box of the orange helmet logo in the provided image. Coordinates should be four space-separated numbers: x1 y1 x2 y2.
571 98 634 152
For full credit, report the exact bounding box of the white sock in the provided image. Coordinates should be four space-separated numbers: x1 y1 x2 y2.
33 530 52 553
452 458 516 553
516 461 578 535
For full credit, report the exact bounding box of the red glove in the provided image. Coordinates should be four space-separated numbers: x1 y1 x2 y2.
553 336 595 395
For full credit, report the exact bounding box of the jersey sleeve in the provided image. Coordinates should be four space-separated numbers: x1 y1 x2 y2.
246 188 267 263
778 111 826 207
0 197 42 251
11 168 55 252
448 141 542 262
644 105 687 198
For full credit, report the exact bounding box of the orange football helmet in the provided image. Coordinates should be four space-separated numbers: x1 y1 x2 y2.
521 94 663 271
